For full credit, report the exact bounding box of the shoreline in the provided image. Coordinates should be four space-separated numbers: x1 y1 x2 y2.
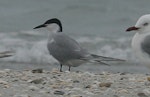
0 68 150 97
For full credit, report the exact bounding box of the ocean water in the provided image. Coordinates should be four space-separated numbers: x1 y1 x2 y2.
0 0 150 73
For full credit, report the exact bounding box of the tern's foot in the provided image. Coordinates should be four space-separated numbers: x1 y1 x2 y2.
59 69 63 72
59 64 63 72
68 66 71 71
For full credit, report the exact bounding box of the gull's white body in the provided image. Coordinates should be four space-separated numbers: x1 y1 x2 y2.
132 32 150 67
128 14 150 68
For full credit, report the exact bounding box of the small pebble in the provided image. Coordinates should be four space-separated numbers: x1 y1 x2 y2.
145 82 150 86
29 85 39 91
71 95 82 97
99 82 112 87
118 89 128 94
85 85 91 88
54 90 65 95
143 88 150 94
13 94 30 97
120 77 128 80
30 78 44 84
3 84 10 88
0 80 8 85
137 92 148 97
147 77 150 81
39 90 50 94
73 80 80 83
120 72 126 75
32 69 43 73
113 95 119 97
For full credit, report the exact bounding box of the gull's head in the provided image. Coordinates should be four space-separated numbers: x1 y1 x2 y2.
126 14 150 34
34 18 62 32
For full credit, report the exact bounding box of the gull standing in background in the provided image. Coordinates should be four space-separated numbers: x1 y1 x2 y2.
126 14 150 69
34 18 124 71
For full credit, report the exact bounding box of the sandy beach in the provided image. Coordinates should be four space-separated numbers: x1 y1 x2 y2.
0 68 149 97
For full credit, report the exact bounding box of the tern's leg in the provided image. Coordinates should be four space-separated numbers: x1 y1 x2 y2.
60 64 63 72
68 66 71 71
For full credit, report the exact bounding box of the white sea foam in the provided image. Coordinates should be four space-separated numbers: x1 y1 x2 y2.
77 37 105 43
0 31 134 65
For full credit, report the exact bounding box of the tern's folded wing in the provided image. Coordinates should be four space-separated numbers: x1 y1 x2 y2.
47 33 89 62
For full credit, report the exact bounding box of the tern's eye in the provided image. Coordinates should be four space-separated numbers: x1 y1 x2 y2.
143 23 149 26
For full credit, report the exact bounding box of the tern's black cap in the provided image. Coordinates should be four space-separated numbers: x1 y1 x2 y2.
34 18 62 32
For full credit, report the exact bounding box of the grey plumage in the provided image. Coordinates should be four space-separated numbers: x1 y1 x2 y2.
47 33 88 63
0 51 14 58
34 18 124 71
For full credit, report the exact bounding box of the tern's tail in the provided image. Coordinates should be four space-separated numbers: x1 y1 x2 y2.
80 54 125 66
0 51 14 58
90 54 125 61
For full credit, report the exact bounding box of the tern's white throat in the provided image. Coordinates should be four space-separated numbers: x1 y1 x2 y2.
46 23 61 33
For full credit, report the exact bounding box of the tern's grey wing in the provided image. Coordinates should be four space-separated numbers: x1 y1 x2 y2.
47 33 89 62
141 35 150 56
0 51 14 58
